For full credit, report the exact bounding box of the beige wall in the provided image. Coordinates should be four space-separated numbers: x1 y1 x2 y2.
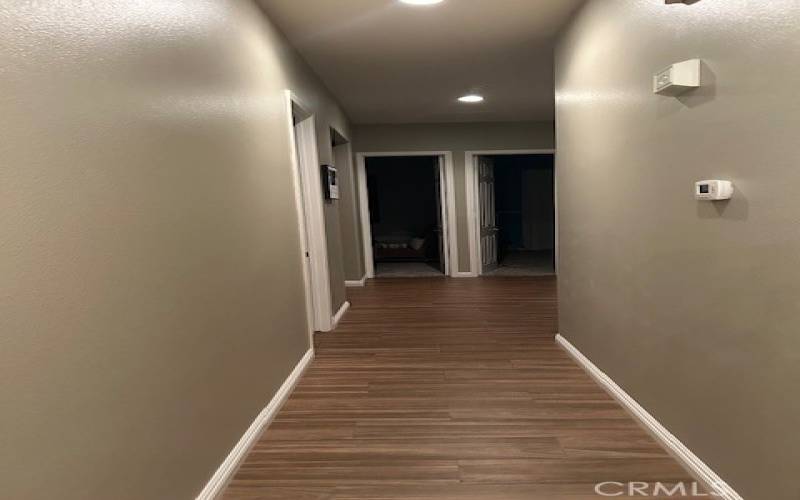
556 1 800 498
352 122 555 273
0 1 348 499
334 143 366 281
323 197 347 311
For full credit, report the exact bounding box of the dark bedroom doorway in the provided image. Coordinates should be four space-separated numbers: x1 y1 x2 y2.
365 155 445 278
477 154 555 276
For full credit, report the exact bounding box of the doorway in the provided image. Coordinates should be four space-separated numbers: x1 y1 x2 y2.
285 91 332 335
468 151 556 276
357 152 456 279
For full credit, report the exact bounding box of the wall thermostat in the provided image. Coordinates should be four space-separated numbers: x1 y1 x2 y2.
695 180 733 201
654 59 701 96
321 164 339 200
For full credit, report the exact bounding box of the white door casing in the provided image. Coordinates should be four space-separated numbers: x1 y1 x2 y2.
356 152 457 279
465 149 558 277
285 90 333 334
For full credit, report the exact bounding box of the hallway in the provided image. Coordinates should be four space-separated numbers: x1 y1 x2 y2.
224 278 695 499
3 1 796 498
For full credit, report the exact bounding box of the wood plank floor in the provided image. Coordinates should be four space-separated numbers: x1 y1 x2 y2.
224 277 700 499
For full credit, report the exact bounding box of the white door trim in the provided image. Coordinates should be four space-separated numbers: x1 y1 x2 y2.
465 149 557 277
285 90 332 333
355 151 457 279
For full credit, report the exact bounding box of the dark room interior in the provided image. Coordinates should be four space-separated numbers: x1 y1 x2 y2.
366 156 443 277
487 154 555 275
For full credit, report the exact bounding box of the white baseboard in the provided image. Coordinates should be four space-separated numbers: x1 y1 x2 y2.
332 300 350 329
345 275 367 287
196 348 314 500
555 334 742 500
452 271 478 278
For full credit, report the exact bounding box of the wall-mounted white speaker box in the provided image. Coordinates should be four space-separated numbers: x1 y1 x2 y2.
653 59 701 96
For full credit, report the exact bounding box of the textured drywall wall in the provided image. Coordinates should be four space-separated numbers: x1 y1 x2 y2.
351 122 555 273
323 195 347 311
333 143 365 281
556 1 800 498
0 1 348 499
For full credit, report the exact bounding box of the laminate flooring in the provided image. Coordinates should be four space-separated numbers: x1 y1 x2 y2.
224 277 699 499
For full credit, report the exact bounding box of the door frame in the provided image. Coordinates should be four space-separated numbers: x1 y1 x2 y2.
285 90 332 335
465 149 558 277
355 151 457 279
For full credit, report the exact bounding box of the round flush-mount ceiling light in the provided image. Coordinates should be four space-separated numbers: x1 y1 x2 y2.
458 94 484 103
399 0 444 5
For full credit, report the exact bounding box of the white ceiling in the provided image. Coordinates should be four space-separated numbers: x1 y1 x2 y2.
258 0 584 124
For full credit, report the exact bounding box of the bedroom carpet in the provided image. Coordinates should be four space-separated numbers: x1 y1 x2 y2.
375 262 444 278
483 250 555 277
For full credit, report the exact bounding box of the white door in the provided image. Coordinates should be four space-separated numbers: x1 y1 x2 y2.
292 120 316 334
433 159 447 274
478 156 498 272
292 114 332 333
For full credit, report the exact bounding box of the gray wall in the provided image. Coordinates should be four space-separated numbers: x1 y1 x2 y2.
556 1 800 498
352 122 555 273
323 194 347 311
0 1 348 499
333 143 365 281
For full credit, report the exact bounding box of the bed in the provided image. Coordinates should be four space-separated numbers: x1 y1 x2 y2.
373 232 431 262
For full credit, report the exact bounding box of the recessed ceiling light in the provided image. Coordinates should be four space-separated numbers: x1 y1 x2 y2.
458 94 484 103
399 0 444 5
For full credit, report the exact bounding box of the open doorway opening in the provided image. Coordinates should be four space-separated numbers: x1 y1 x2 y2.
475 153 555 276
358 154 451 278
